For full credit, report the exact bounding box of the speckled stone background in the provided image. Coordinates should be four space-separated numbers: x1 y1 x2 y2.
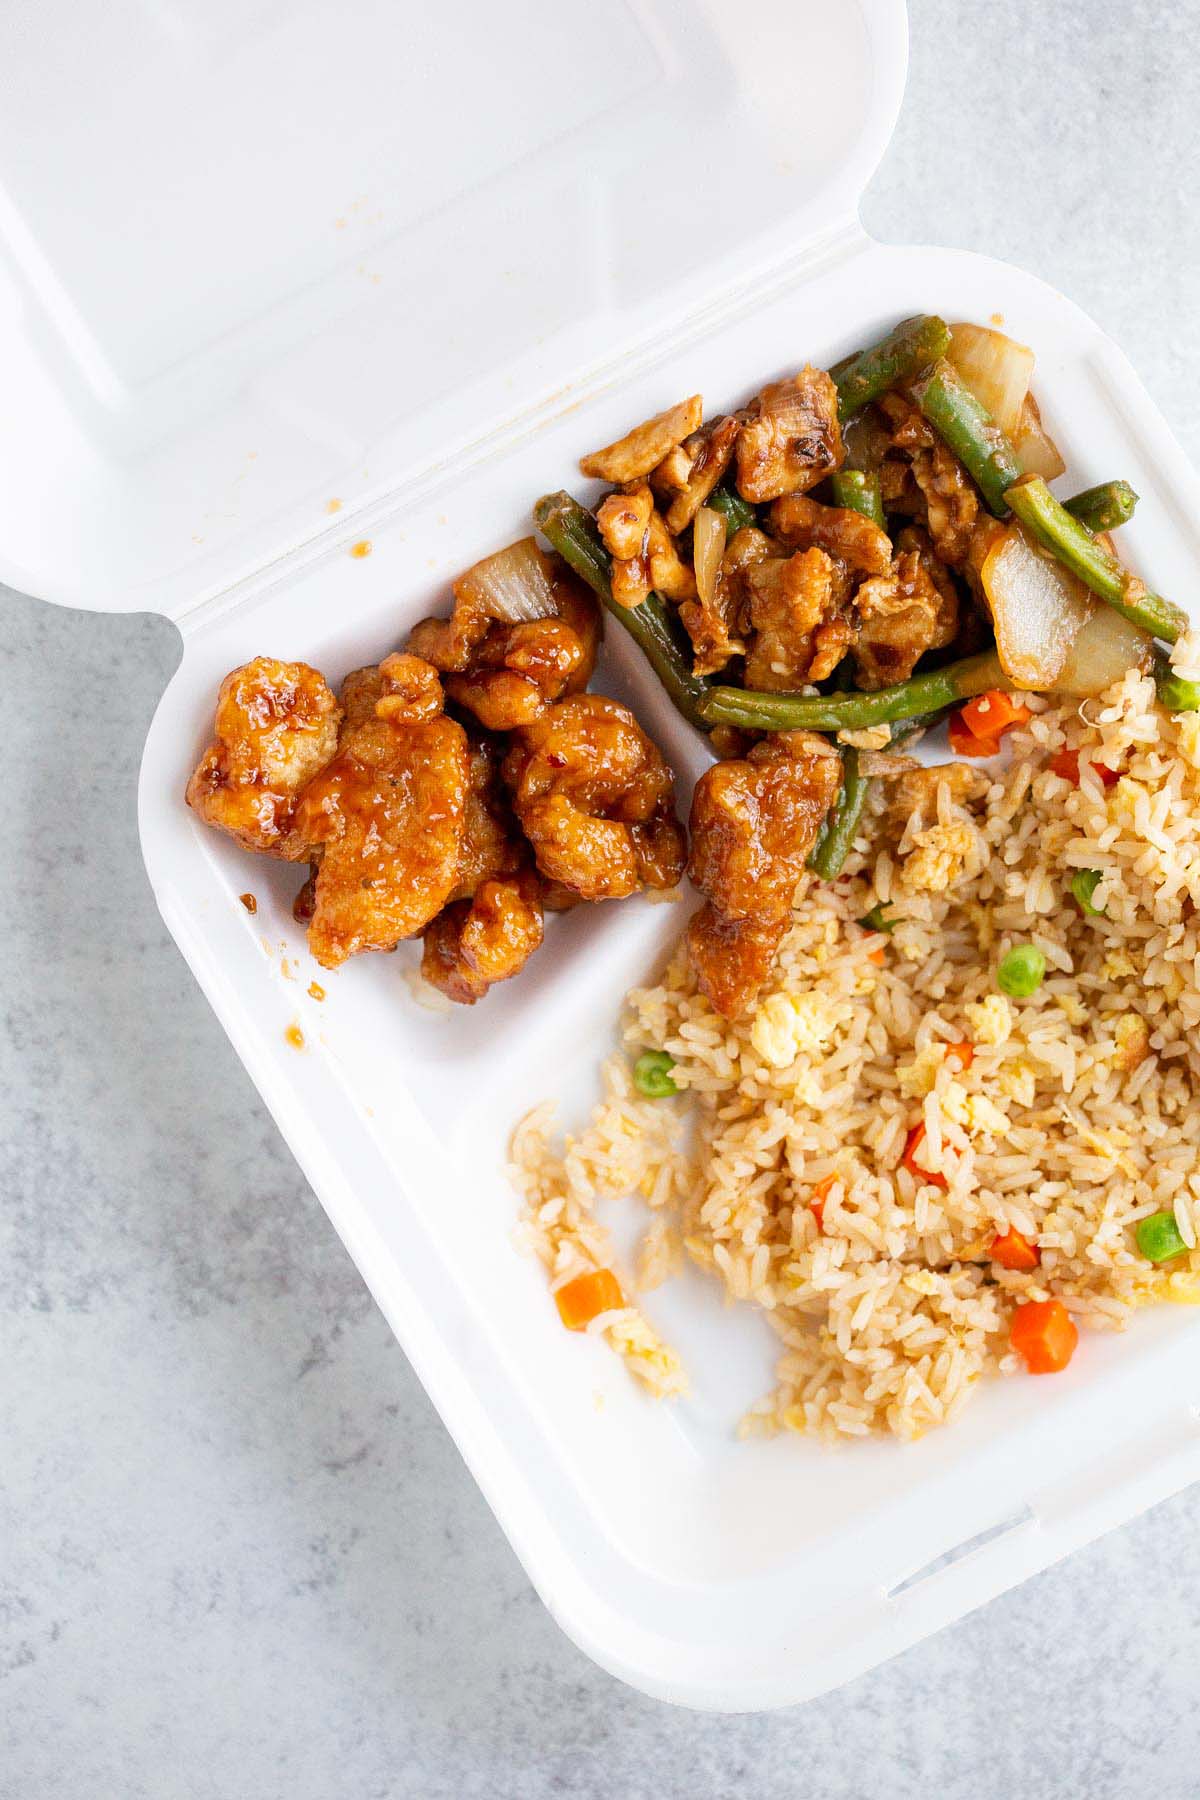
6 3 1200 1794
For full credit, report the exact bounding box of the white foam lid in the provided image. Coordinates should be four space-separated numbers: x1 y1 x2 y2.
0 0 905 617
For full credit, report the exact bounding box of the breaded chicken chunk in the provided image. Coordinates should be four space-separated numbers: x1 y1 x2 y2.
686 730 842 1017
444 619 588 731
447 731 527 903
411 554 601 730
504 694 686 902
294 680 470 967
685 908 791 1024
420 873 544 1005
767 493 893 575
186 657 341 860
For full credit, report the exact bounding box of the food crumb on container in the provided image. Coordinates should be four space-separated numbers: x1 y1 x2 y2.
239 892 257 914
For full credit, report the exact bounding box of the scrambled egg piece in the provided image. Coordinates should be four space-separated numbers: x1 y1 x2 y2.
1175 711 1200 768
999 1060 1037 1107
966 1093 1010 1138
750 991 839 1069
1055 993 1087 1027
898 1043 946 1099
1110 1012 1152 1071
965 902 998 955
837 724 892 750
1101 949 1136 981
1162 1272 1200 1304
1110 777 1143 826
937 1083 1009 1139
901 822 981 894
965 994 1013 1047
939 1081 970 1126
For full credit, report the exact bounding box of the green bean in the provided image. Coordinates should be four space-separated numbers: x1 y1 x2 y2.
909 364 1168 628
806 712 944 881
1005 477 1186 643
911 360 1023 516
808 746 868 879
532 492 712 730
833 315 952 423
706 484 756 542
828 469 886 531
1153 647 1200 713
698 651 1007 735
1064 480 1139 534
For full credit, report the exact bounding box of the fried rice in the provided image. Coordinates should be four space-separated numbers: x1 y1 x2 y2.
509 651 1200 1440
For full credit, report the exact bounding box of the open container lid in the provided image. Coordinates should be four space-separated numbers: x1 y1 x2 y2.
0 0 906 620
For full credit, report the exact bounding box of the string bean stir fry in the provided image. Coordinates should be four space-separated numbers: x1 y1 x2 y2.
534 314 1185 917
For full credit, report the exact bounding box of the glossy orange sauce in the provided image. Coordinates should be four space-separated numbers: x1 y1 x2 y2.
350 539 372 559
284 1022 305 1050
307 982 325 1001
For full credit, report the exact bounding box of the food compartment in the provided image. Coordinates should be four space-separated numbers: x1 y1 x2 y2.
139 239 1200 1705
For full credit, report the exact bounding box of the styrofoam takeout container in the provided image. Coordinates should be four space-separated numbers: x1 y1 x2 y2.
14 0 1200 1709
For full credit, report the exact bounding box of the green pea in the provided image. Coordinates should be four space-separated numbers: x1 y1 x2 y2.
1070 870 1106 917
1135 1210 1189 1264
859 904 898 933
633 1050 677 1099
997 944 1046 998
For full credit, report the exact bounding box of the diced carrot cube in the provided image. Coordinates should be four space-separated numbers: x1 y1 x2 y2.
990 1226 1040 1272
947 1039 974 1071
809 1173 837 1231
1010 1297 1078 1373
961 690 1031 741
902 1121 948 1191
948 713 1001 758
1047 747 1119 787
555 1268 624 1331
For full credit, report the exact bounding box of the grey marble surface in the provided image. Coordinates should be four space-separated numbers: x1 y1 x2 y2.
5 3 1200 1794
